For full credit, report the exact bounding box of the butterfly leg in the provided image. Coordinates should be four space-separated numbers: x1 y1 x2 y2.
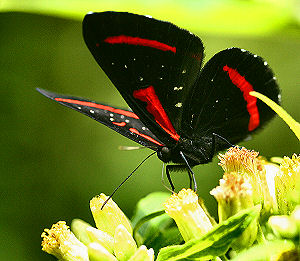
179 151 197 192
166 165 176 192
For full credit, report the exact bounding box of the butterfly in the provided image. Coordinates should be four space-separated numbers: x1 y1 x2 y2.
37 11 280 190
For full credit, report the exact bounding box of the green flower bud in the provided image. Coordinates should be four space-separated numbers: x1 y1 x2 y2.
275 154 300 215
128 245 154 261
210 173 258 250
113 224 137 260
71 219 93 245
164 189 213 242
268 215 298 239
90 193 132 237
86 226 114 253
88 242 118 261
41 221 89 261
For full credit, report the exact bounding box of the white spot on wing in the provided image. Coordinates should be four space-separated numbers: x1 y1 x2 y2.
110 113 114 117
110 118 114 121
175 102 182 108
90 110 95 114
174 86 183 91
77 106 81 109
125 119 129 123
182 69 186 74
120 115 125 119
264 61 268 66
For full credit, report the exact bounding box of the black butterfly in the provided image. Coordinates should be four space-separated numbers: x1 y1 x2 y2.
37 12 280 190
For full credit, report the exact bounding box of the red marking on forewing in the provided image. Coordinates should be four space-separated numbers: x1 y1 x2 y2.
104 35 176 53
133 86 180 141
129 128 163 146
54 98 139 119
223 65 259 131
112 122 126 127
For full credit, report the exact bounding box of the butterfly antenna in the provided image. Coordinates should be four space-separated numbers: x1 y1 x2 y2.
179 151 197 192
101 151 156 210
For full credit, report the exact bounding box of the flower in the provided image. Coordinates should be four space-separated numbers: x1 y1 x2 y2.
218 147 275 213
41 221 89 261
41 194 154 261
164 188 213 242
275 154 300 215
210 173 258 250
90 194 133 237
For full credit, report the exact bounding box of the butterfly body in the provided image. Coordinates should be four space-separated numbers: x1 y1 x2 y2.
38 11 280 173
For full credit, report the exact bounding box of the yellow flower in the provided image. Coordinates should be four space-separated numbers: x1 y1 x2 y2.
41 221 89 261
210 173 258 250
275 154 300 215
164 189 213 242
90 193 132 237
218 147 274 212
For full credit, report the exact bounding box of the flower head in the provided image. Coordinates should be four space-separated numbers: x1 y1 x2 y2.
164 189 213 242
41 221 89 261
90 193 132 237
275 154 300 215
218 147 274 212
210 173 258 250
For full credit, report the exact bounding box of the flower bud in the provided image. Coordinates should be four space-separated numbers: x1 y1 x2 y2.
210 173 258 250
275 154 300 215
268 215 298 239
88 242 118 261
41 221 89 261
113 224 137 260
90 194 132 237
86 226 114 253
128 245 154 261
164 189 213 242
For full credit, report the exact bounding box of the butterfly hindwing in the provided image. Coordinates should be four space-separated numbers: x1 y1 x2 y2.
83 12 204 145
36 88 164 150
181 48 280 145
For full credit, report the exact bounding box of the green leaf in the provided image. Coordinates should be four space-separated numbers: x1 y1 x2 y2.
231 240 297 261
131 192 175 245
156 205 261 261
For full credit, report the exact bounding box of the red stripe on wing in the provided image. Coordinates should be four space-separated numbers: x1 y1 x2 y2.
112 122 126 126
54 98 139 119
133 86 180 141
223 65 260 131
104 35 176 53
129 128 164 146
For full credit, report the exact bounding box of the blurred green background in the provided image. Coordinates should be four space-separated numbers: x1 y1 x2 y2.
1 0 299 260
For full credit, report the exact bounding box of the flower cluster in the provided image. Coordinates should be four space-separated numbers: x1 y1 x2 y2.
41 194 154 261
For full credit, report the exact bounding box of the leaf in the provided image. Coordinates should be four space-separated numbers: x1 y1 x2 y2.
156 205 261 261
131 192 174 245
231 240 297 261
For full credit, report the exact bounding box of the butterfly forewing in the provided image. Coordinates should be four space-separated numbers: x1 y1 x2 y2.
37 89 164 150
181 48 280 145
83 12 204 145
